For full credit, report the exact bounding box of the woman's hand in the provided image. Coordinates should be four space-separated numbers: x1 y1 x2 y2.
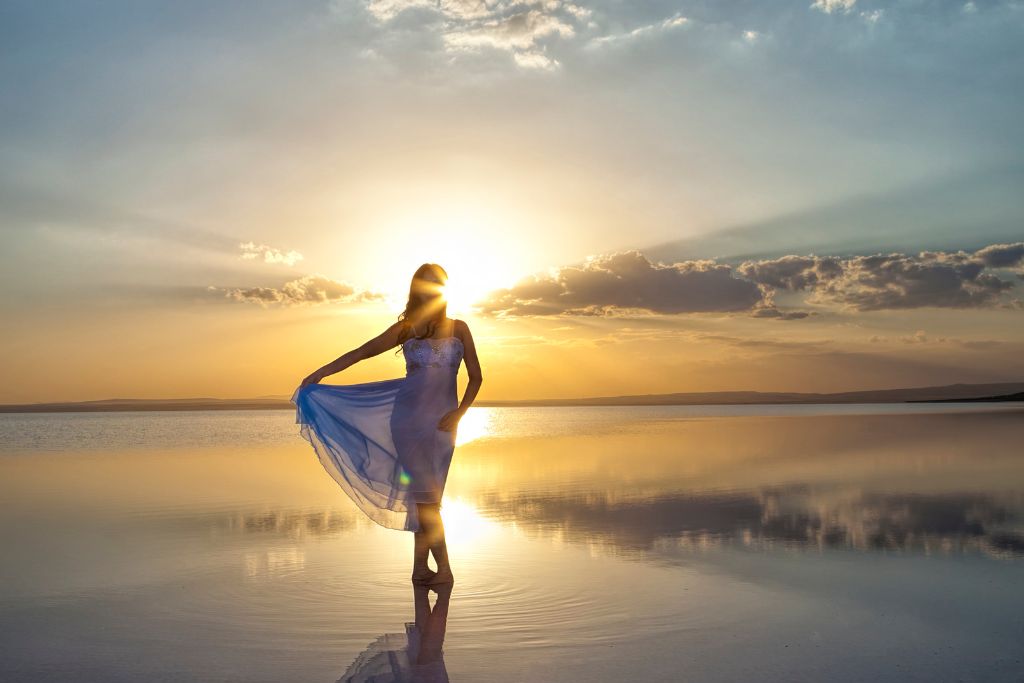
437 409 463 432
299 371 323 388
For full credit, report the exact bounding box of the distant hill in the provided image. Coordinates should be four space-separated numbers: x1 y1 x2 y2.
0 397 292 413
479 382 1024 407
2 382 1023 413
911 391 1024 403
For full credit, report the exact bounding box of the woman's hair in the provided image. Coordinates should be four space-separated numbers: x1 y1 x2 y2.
395 263 449 350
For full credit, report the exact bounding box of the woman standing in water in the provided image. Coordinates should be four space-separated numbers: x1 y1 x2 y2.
292 264 483 585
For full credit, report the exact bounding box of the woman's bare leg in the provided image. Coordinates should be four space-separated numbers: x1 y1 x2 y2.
422 502 454 584
411 504 437 583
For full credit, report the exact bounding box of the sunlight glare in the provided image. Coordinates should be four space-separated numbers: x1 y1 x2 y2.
440 497 496 546
377 202 526 314
454 407 493 447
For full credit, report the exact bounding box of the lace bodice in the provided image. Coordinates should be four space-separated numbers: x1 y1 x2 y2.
403 336 464 373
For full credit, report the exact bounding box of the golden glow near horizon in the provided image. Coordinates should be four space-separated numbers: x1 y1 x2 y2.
4 150 1024 406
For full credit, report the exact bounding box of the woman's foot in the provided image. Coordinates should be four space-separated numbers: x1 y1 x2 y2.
411 567 437 584
427 567 454 585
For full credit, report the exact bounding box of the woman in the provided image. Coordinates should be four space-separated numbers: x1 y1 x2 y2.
291 263 482 585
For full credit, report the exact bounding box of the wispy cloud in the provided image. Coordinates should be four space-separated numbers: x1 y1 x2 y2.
810 0 885 24
363 0 492 23
861 9 884 23
218 274 384 306
356 0 590 69
239 242 304 267
811 0 857 14
512 49 559 70
586 13 689 49
443 7 577 70
340 0 1009 75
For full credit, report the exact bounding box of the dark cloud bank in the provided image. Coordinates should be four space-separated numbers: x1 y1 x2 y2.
477 242 1024 319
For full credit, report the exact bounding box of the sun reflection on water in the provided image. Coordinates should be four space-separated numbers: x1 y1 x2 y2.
454 407 495 446
441 497 496 547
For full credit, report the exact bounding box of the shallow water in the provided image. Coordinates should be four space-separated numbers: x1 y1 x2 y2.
1 405 1022 682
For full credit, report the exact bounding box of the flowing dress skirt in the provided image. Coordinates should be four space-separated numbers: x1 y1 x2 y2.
291 367 458 532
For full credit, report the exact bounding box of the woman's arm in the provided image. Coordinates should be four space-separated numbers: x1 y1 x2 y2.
300 321 406 386
438 319 483 430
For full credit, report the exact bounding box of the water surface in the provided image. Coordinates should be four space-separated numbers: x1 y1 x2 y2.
1 404 1022 681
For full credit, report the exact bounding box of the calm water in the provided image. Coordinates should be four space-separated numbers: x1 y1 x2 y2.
1 405 1022 682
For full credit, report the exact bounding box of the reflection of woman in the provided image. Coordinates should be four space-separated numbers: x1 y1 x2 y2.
338 583 453 683
292 264 482 584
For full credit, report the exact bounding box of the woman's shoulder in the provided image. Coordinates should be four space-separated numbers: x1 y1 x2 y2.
451 318 474 342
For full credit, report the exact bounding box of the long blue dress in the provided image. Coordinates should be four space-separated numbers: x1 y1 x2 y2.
290 335 464 532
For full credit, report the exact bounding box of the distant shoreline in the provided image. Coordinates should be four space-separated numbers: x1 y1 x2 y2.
2 382 1022 413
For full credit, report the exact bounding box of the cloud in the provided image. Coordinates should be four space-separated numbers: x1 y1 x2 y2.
974 242 1024 269
899 330 935 344
809 0 883 24
220 274 385 306
361 0 586 69
351 0 1009 77
811 0 857 14
444 9 575 51
239 241 304 267
737 255 844 290
586 13 689 49
512 49 559 70
739 243 1024 311
479 242 1024 319
750 306 813 320
361 0 433 23
358 1 699 70
478 250 765 317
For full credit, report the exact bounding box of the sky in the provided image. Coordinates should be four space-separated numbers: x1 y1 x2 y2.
1 0 1022 403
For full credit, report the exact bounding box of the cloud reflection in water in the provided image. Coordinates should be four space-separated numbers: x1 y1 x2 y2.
476 487 1024 559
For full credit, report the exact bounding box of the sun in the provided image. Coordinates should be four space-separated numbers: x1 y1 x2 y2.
372 202 527 314
431 240 515 315
439 276 481 316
